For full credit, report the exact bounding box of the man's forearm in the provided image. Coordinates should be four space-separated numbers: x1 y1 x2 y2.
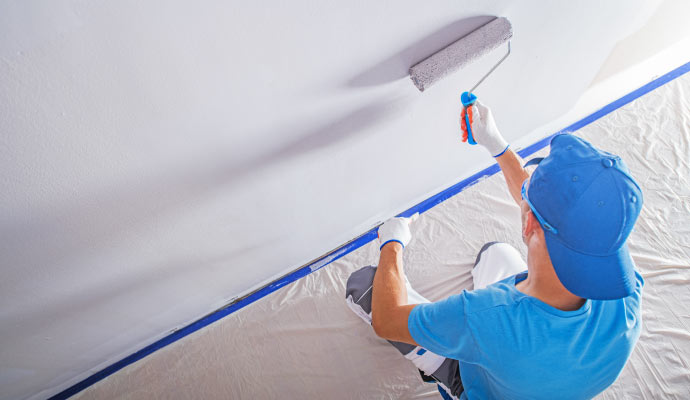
371 243 417 344
496 148 529 205
372 243 407 326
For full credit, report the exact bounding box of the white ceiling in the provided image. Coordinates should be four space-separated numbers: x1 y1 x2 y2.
0 1 672 398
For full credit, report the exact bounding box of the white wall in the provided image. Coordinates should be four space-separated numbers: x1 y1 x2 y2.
0 1 675 398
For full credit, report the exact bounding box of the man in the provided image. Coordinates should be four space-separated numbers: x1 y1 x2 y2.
345 101 644 399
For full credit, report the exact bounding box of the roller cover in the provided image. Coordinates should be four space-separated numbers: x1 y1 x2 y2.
409 17 513 92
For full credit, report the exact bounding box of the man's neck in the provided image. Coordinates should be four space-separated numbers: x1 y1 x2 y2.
516 253 586 312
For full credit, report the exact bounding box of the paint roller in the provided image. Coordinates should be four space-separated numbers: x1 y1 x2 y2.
409 17 512 144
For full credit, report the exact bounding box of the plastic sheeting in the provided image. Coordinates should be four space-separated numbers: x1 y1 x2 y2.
76 73 690 399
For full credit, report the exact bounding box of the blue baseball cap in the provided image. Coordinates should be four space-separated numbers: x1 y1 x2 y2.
524 134 643 300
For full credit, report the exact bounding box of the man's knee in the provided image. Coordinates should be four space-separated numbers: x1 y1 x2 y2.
345 265 376 313
474 241 503 268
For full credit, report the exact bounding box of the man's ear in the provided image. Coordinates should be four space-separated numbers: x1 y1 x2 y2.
523 210 542 239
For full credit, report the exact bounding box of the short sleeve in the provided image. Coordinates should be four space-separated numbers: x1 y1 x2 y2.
408 292 477 361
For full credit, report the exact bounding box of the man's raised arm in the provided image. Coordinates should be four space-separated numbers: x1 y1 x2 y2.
460 101 528 205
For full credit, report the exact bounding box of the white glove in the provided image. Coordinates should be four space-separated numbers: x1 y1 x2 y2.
377 213 418 250
461 100 509 157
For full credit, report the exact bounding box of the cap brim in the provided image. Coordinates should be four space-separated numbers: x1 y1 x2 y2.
544 234 636 300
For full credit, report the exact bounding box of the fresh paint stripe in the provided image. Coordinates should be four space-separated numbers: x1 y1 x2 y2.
49 60 690 400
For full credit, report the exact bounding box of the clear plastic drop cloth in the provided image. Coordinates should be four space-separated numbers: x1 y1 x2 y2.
76 74 690 399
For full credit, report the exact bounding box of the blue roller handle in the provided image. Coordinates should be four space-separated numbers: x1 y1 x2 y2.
461 91 478 145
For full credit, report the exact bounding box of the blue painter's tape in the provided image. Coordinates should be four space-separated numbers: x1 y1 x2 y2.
49 60 690 400
517 61 690 159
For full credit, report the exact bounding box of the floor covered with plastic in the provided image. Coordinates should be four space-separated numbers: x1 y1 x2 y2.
76 73 690 399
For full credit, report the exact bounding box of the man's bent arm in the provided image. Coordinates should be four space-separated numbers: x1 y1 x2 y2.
496 148 529 205
371 242 419 345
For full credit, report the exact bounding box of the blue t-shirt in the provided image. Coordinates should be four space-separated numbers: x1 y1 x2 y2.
408 271 644 399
